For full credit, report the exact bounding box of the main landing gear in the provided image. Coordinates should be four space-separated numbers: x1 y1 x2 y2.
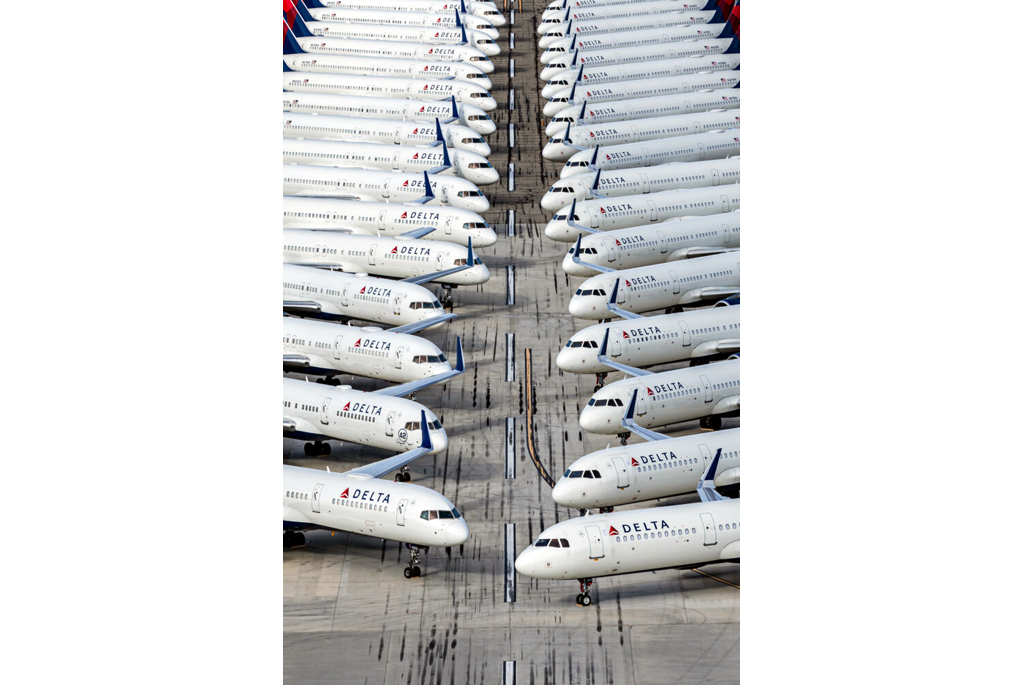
599 506 615 514
440 284 454 309
283 531 305 549
617 431 631 446
403 544 423 578
304 441 331 457
314 377 340 385
594 372 608 393
394 466 412 483
575 578 594 606
699 415 723 431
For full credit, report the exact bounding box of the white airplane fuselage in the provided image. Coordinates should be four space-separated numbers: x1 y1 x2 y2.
284 465 470 547
561 129 740 178
306 7 499 39
544 109 742 161
284 52 493 90
552 428 740 508
541 22 733 63
296 17 500 56
568 251 741 319
544 70 741 117
539 36 736 72
282 91 496 135
283 316 452 383
281 111 491 156
283 377 448 453
543 159 741 211
315 0 502 25
540 0 714 30
283 229 492 285
514 499 739 580
546 89 740 138
538 10 723 49
557 304 741 374
282 163 490 213
283 70 498 111
562 212 741 274
283 263 446 327
580 359 740 434
282 138 499 185
541 54 741 99
546 185 741 241
282 196 492 247
292 34 495 73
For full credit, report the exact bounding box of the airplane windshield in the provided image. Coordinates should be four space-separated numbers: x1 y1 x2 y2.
534 538 570 547
420 508 462 520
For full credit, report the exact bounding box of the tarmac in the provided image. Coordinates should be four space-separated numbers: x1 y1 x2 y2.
284 4 740 682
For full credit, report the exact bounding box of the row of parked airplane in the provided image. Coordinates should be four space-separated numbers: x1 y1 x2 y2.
281 0 506 579
514 2 741 607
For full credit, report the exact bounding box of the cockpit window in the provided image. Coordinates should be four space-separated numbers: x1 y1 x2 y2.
420 508 461 520
410 300 443 310
534 538 570 547
457 190 483 197
412 355 446 364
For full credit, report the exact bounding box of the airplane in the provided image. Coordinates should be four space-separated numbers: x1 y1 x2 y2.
281 111 490 157
282 138 499 185
282 164 490 213
308 0 504 25
289 0 501 55
283 262 454 327
540 0 714 29
556 304 741 376
284 26 493 89
543 70 741 117
283 316 459 385
560 129 740 178
540 53 741 99
580 355 740 435
544 185 741 241
561 212 741 274
283 358 458 456
538 9 726 49
282 92 496 135
543 110 742 161
282 196 493 247
300 0 500 39
567 256 740 319
283 229 491 286
283 68 498 111
541 159 741 210
544 89 740 137
288 9 495 72
551 428 740 511
538 38 738 80
545 0 716 11
540 21 736 64
514 451 739 606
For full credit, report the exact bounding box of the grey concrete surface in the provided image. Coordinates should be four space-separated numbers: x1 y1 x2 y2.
284 4 740 682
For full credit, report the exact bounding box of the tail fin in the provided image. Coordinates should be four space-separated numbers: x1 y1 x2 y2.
304 0 328 8
292 0 316 25
718 19 736 40
283 25 305 55
291 4 315 38
724 38 739 55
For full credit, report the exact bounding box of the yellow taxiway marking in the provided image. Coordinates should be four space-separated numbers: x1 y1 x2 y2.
691 568 740 590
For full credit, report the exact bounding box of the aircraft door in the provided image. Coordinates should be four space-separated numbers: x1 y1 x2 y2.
699 512 717 546
439 182 449 203
646 199 658 222
382 179 390 199
321 398 331 425
369 244 377 265
394 127 402 144
668 270 680 294
699 374 713 402
435 251 445 271
636 390 648 416
721 194 731 212
640 147 651 167
396 499 408 526
609 328 622 356
611 457 629 488
697 141 706 160
392 151 401 170
722 223 732 245
585 524 605 559
385 411 396 436
395 346 406 369
378 210 387 230
639 173 650 194
678 321 691 346
341 285 349 307
312 483 324 514
445 215 454 235
602 238 617 263
334 335 344 360
393 293 404 315
682 100 692 113
711 168 720 186
656 230 667 254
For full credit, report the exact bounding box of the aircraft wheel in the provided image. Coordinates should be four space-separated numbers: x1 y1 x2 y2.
580 595 592 607
319 443 331 456
575 593 584 605
303 443 314 457
412 567 422 578
404 567 413 579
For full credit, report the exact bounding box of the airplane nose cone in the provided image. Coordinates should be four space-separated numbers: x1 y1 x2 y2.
567 297 587 318
544 100 569 117
540 83 561 99
479 169 500 185
429 429 448 454
541 193 563 212
555 346 577 373
562 253 595 277
477 119 497 135
514 547 536 577
578 407 600 433
551 478 572 507
480 98 497 112
474 229 498 247
543 143 572 162
446 520 470 546
543 220 565 240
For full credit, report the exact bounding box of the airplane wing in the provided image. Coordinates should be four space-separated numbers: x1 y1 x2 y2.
402 238 475 284
427 141 452 173
620 389 669 441
597 329 651 377
343 411 434 478
283 354 311 369
588 168 607 199
697 450 727 502
406 171 437 205
565 198 599 235
667 246 737 261
605 279 644 320
373 337 464 397
570 234 615 274
283 299 322 315
389 312 456 334
400 227 436 239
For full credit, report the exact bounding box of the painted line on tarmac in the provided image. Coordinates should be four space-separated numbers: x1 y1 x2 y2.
506 332 516 381
504 523 517 602
691 568 740 590
524 348 556 488
505 417 516 479
506 264 516 305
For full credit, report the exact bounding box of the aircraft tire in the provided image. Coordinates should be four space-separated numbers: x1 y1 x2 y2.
404 567 413 579
581 595 592 607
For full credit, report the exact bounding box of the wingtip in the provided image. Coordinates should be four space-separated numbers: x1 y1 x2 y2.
625 388 637 420
455 336 465 372
598 327 610 357
420 409 432 451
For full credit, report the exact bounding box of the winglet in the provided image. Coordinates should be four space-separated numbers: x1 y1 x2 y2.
578 99 587 123
589 145 600 167
569 29 576 51
449 95 460 119
570 233 612 273
570 48 578 68
466 236 475 267
460 0 467 13
575 63 584 83
697 449 726 502
419 409 433 452
460 25 468 45
598 329 652 377
454 11 463 28
428 117 446 148
564 198 597 235
606 278 643 320
621 389 666 441
422 171 435 201
567 77 577 103
454 335 465 372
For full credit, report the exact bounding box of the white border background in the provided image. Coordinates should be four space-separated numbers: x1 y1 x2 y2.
5 3 1023 683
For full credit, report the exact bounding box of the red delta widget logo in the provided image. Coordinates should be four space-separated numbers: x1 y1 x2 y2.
609 525 620 536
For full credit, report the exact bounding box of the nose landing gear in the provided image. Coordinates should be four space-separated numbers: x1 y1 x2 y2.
598 506 614 514
303 441 331 457
616 431 631 446
575 578 594 606
403 544 423 578
440 284 454 310
594 372 607 392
